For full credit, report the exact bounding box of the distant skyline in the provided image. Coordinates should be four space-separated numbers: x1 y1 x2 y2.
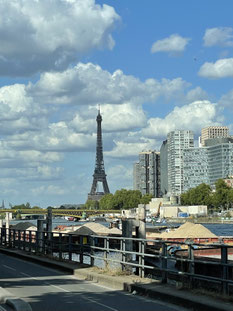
0 0 233 207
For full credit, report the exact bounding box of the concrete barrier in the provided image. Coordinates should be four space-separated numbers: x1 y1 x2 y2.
0 287 32 311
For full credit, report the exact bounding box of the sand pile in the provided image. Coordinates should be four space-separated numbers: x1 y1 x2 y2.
159 222 217 239
71 222 122 236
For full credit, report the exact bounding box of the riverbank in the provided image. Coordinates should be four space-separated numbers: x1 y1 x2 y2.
166 217 233 224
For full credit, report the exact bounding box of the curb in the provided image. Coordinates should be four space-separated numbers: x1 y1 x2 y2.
0 288 32 311
129 283 233 311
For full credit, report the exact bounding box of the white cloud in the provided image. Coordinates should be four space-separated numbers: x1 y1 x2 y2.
151 34 190 54
0 84 48 135
105 138 156 158
220 89 233 107
203 27 233 47
142 100 221 138
199 58 233 79
0 0 120 76
28 63 191 107
185 87 209 103
31 185 66 196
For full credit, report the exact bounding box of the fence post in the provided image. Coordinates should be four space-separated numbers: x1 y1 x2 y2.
121 238 126 271
49 232 53 256
90 236 94 266
28 231 32 253
68 234 72 261
8 229 12 248
13 229 16 248
0 228 2 245
23 230 26 251
188 243 195 289
221 245 228 295
161 242 167 283
104 237 109 269
18 230 21 250
43 232 46 254
139 239 145 278
59 233 62 260
80 236 83 264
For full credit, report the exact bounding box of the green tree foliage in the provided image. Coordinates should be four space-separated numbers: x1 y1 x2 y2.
181 183 212 206
212 179 232 210
11 202 31 210
99 189 154 210
140 193 153 204
181 179 233 210
99 193 114 210
85 200 99 210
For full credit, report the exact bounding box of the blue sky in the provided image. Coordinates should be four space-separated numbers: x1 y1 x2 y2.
0 0 233 207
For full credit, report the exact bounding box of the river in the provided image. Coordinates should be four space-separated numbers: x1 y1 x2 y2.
8 218 233 236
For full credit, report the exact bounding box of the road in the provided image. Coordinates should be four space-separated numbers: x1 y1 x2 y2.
0 253 188 311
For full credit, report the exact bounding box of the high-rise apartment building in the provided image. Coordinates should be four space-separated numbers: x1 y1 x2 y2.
167 130 194 196
133 162 140 191
183 137 233 191
201 126 229 146
160 140 168 196
133 151 160 197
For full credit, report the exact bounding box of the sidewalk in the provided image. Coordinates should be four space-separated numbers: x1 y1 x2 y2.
0 247 232 311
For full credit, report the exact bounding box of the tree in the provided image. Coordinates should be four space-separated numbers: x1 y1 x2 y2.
112 189 142 209
140 193 153 204
99 193 114 210
85 200 99 210
181 183 212 206
11 203 31 210
98 189 143 210
212 179 231 210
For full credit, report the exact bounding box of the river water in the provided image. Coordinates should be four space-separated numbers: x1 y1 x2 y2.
8 218 233 236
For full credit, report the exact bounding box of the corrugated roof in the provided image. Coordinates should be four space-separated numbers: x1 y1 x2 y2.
11 222 37 230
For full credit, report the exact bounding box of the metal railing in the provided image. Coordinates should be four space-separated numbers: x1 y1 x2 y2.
0 227 233 295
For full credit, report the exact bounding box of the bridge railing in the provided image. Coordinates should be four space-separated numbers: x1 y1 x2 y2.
0 227 233 295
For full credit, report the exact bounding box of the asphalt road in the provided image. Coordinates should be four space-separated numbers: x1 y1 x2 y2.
0 253 188 311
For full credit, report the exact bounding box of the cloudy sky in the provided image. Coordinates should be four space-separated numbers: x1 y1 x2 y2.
0 0 233 207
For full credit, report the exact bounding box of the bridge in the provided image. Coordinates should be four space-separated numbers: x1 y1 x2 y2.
0 208 120 219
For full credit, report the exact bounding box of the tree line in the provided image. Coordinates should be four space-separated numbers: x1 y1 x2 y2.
181 179 233 210
85 189 153 210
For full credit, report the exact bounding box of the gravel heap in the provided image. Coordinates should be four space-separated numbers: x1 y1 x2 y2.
159 222 217 239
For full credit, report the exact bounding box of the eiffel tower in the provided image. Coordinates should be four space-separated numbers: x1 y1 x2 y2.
88 108 110 201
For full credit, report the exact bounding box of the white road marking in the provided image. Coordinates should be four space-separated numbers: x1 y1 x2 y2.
2 265 16 271
18 271 119 311
82 296 119 311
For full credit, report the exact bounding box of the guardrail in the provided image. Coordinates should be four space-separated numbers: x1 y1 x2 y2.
0 227 232 295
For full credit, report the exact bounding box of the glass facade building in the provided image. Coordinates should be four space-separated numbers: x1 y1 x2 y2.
183 137 233 191
183 147 209 192
167 130 194 196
